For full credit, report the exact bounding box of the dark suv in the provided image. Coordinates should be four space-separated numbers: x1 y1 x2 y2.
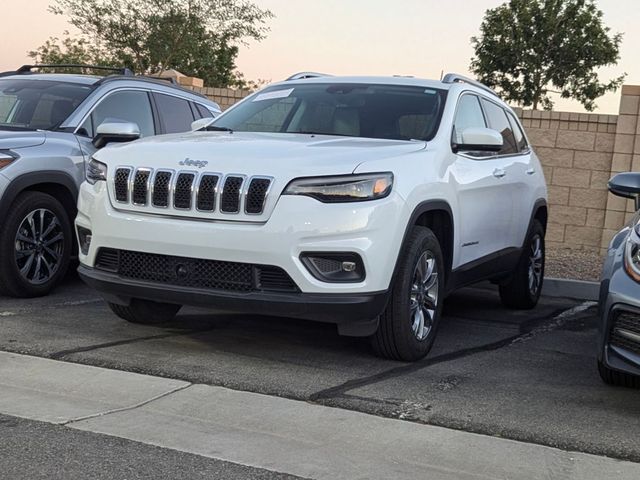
0 64 221 297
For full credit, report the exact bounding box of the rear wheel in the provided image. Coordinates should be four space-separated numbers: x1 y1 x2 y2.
371 226 444 362
108 299 182 325
499 220 545 310
598 360 640 388
0 192 72 298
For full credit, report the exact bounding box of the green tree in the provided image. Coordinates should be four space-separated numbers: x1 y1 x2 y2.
470 0 625 111
28 0 273 88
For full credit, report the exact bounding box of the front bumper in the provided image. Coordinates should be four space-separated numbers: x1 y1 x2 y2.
599 236 640 377
79 265 387 335
76 181 408 294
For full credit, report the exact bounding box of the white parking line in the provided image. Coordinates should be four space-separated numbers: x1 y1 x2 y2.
0 351 638 480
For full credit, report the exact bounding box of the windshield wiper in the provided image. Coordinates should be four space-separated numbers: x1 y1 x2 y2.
204 125 233 132
0 124 36 132
290 131 354 137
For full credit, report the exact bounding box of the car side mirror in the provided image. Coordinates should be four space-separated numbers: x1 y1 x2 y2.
191 117 215 132
454 127 503 154
93 121 141 149
609 172 640 210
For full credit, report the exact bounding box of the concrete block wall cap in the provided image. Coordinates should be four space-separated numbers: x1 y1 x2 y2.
542 277 600 301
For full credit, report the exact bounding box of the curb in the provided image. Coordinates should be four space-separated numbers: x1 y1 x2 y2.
542 277 600 301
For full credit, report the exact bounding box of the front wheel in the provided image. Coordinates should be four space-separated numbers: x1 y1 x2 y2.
0 192 72 298
499 220 545 310
371 226 445 362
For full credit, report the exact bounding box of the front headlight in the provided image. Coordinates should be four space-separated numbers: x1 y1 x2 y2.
86 157 107 185
0 150 18 169
283 173 393 203
624 223 640 282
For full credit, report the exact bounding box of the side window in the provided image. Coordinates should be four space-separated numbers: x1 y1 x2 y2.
154 93 196 134
85 90 155 138
195 103 214 119
507 111 528 152
452 94 486 145
480 99 518 155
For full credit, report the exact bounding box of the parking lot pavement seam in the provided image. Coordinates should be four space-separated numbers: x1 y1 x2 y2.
510 301 597 346
61 383 195 426
308 302 595 403
48 325 220 360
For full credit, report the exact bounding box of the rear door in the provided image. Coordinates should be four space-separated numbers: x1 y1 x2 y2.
479 98 530 249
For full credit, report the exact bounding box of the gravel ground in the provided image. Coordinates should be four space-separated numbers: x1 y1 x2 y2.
546 247 604 282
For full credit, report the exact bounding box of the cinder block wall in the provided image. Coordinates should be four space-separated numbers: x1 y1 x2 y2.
196 84 640 255
516 109 618 252
195 87 252 111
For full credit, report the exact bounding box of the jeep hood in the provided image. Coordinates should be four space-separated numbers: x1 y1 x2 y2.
96 131 426 176
0 130 46 150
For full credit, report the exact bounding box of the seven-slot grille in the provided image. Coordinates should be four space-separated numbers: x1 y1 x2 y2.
94 248 299 293
111 168 272 215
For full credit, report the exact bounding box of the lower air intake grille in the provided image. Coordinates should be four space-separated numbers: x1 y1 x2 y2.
610 311 640 356
95 248 298 293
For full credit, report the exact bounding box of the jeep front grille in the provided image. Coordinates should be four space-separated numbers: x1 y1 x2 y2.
111 168 272 216
94 248 299 293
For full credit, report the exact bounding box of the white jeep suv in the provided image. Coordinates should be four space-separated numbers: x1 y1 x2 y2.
76 73 547 361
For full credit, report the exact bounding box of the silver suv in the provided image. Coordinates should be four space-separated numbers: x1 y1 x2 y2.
0 64 221 297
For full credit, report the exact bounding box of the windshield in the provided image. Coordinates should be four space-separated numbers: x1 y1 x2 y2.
0 79 93 131
213 83 447 141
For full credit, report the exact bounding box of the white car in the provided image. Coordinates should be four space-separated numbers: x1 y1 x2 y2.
76 73 548 361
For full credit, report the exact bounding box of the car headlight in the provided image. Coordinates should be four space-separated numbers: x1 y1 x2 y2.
283 173 393 203
624 223 640 282
86 157 108 184
0 150 18 170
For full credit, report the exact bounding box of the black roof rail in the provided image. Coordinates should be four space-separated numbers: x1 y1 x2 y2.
14 64 134 76
441 73 500 98
285 72 332 81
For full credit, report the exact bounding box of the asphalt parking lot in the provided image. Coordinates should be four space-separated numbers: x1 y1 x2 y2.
1 274 639 466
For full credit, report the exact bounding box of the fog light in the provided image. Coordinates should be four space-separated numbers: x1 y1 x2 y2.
77 227 92 255
341 261 357 272
301 253 365 283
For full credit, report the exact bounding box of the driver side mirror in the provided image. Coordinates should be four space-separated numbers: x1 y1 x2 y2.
93 121 141 149
609 172 640 211
454 127 503 154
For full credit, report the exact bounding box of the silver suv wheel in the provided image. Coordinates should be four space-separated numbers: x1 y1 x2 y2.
15 208 65 285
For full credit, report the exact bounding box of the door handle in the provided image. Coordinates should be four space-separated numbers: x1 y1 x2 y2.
526 168 536 175
493 168 506 178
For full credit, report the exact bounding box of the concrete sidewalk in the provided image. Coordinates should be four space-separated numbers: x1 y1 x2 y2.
1 351 638 480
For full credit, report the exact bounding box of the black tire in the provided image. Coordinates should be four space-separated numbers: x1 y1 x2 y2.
0 191 72 298
598 360 640 389
499 220 545 310
371 226 445 362
108 299 181 325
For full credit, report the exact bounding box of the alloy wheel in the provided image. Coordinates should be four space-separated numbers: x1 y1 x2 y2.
409 251 439 341
14 208 64 285
528 234 543 296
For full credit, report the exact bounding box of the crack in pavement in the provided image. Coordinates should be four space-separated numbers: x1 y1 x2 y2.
61 383 194 426
308 302 596 402
49 326 219 360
